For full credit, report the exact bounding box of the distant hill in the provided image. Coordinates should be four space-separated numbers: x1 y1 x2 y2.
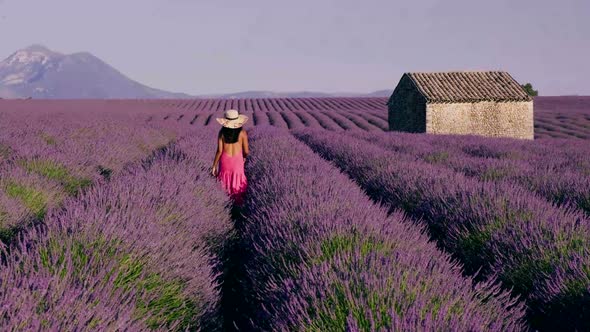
0 44 393 99
0 44 192 99
195 89 393 99
195 90 334 98
365 89 393 97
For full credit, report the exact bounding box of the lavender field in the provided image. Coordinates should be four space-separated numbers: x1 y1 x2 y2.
534 96 590 139
0 97 589 331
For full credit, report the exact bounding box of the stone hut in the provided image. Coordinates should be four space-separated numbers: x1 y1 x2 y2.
386 71 534 139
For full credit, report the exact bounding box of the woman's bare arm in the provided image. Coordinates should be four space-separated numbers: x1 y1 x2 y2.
211 131 223 176
241 130 249 160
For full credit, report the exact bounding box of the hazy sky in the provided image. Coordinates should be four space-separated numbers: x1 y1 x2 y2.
0 0 588 95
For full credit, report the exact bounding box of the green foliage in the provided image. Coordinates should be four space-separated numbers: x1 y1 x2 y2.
21 159 92 195
138 274 198 329
560 263 590 302
303 233 404 330
503 257 553 295
317 232 388 264
521 83 538 97
34 235 199 330
39 133 57 146
306 282 351 331
304 271 462 331
0 143 11 159
481 167 511 181
0 227 16 244
36 237 112 280
113 254 199 330
32 237 116 319
4 181 47 219
0 206 8 225
424 151 450 164
502 234 586 296
458 207 533 273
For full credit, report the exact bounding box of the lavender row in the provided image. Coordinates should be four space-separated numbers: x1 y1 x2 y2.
151 105 388 132
295 128 590 330
238 126 525 331
534 96 590 139
349 131 590 215
0 108 175 175
0 110 175 242
147 97 388 112
418 132 590 175
0 132 233 330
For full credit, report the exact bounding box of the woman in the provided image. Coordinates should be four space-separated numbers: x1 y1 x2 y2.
211 109 249 205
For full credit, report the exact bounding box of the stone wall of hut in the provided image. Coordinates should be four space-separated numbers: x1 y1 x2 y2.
387 75 427 133
425 101 534 139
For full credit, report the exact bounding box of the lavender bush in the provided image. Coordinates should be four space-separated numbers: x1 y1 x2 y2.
295 128 590 330
0 108 175 244
253 111 270 126
1 228 156 331
292 110 323 129
266 111 289 129
348 131 590 216
0 132 233 331
238 126 526 331
0 163 64 241
305 111 344 131
279 111 305 130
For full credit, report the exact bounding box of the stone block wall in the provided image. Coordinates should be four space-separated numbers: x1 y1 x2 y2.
425 101 534 139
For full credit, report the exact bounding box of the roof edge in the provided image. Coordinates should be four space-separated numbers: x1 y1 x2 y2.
426 98 533 104
405 72 431 102
387 73 430 105
403 71 533 103
503 71 534 102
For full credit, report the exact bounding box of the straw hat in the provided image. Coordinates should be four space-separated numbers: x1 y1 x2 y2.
216 109 248 128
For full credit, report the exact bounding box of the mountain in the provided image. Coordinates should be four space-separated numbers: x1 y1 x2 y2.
365 89 393 97
0 44 192 99
0 44 393 99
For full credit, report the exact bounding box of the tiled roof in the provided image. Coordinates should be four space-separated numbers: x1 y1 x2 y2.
405 71 532 103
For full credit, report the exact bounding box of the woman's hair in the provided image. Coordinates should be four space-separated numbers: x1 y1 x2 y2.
220 127 242 144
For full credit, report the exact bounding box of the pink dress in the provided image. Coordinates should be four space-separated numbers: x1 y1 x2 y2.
218 146 248 205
